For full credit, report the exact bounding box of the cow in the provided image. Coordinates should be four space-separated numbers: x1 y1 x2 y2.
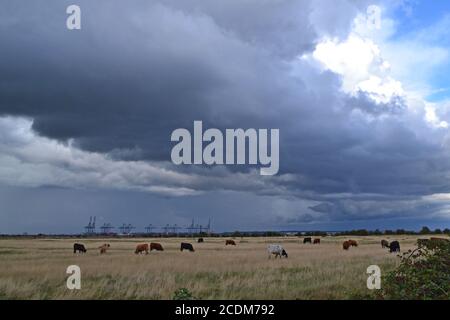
303 237 312 244
381 239 389 248
348 240 358 247
388 240 400 253
135 243 149 254
73 243 87 254
150 242 164 251
180 242 195 252
98 243 110 254
225 239 236 246
267 244 288 259
198 238 204 243
313 238 320 244
342 241 351 250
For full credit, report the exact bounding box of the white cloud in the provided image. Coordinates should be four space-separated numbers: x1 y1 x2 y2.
307 3 450 129
357 75 404 104
424 103 449 128
308 4 401 104
0 116 292 197
0 117 201 196
313 35 381 91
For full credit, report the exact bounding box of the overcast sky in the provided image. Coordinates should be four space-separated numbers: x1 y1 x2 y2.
1 0 450 233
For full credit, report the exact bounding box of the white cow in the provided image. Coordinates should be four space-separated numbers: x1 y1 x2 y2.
267 244 288 259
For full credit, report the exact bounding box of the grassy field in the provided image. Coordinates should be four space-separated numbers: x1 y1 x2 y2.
0 235 442 300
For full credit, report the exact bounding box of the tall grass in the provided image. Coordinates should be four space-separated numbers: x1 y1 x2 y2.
0 235 437 299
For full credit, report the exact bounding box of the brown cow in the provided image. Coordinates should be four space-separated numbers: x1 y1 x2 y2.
150 242 164 251
313 238 320 244
348 240 358 247
226 240 236 246
98 243 110 254
343 241 351 250
381 239 389 248
135 243 149 254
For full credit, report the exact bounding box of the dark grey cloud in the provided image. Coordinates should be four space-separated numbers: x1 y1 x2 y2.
0 0 449 232
0 0 372 160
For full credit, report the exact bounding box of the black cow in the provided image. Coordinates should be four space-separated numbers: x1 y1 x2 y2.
303 237 312 244
198 238 204 243
180 242 195 252
388 241 400 253
73 243 87 253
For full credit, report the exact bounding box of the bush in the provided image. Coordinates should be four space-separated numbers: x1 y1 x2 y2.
172 288 195 300
379 239 450 300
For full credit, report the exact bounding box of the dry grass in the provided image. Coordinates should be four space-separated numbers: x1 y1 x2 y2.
0 235 441 300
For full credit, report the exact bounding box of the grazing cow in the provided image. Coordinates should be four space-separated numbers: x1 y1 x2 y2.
388 240 400 253
98 243 110 254
342 241 351 250
303 237 312 244
225 239 236 246
267 244 288 259
381 239 389 248
180 242 195 252
73 243 87 254
150 242 164 251
198 238 204 243
135 243 149 254
348 240 358 247
313 238 320 244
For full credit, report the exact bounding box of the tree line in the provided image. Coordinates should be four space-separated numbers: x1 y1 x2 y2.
224 226 450 237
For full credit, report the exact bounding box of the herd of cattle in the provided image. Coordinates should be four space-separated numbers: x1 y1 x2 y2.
70 237 440 257
301 237 401 252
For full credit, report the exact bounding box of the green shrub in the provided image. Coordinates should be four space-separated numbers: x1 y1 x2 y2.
379 239 450 300
172 288 195 300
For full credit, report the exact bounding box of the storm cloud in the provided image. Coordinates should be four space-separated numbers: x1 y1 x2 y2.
0 0 449 232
